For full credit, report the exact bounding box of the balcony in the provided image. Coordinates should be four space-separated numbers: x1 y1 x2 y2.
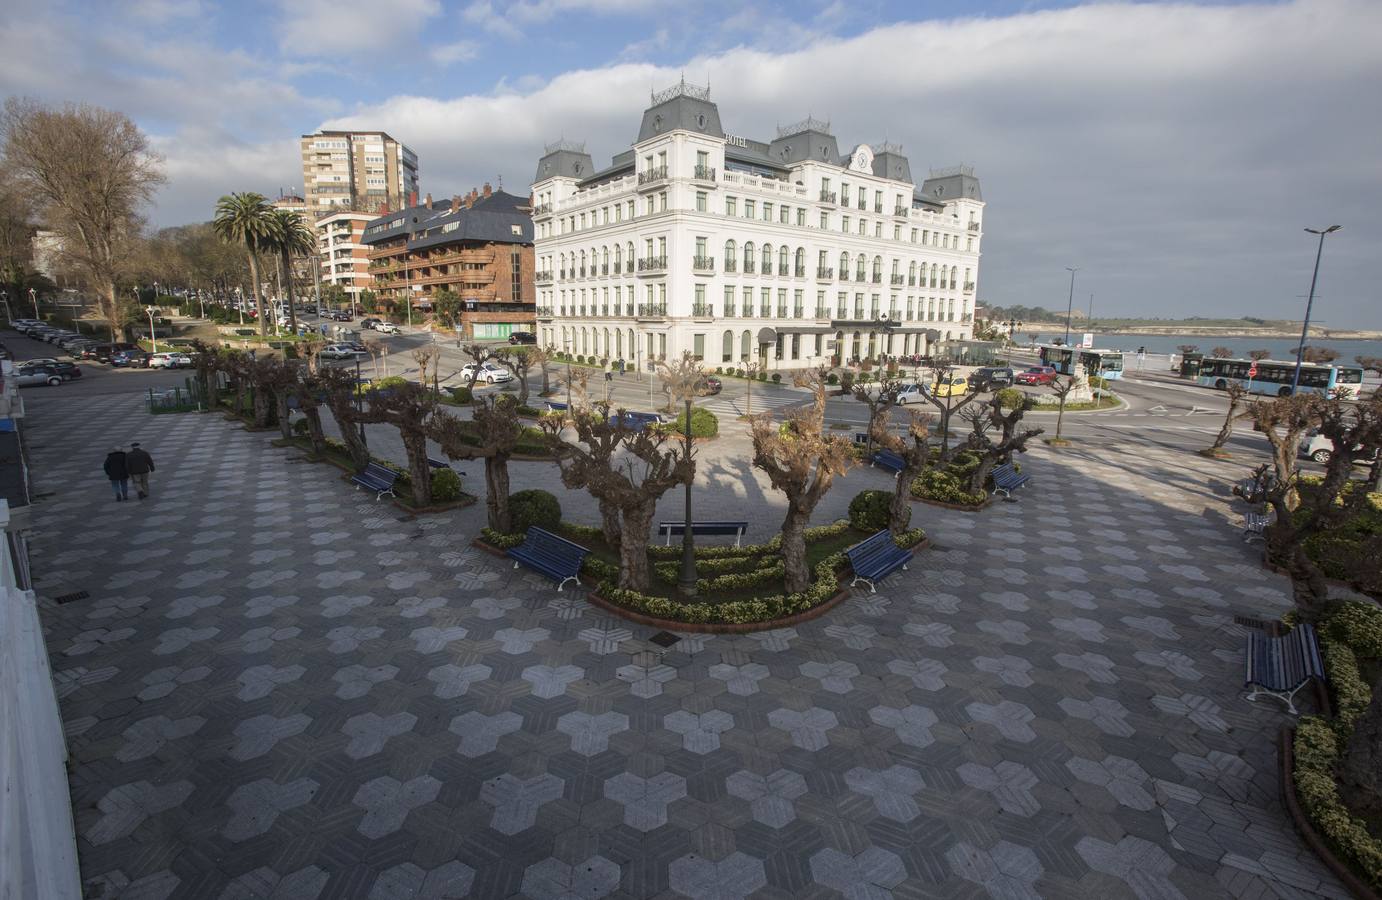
908 277 916 286
776 306 787 318
637 256 667 275
793 307 804 318
637 166 668 189
612 263 622 275
840 271 849 282
693 256 715 272
636 303 667 318
871 274 882 284
895 205 910 217
963 282 975 293
534 202 553 218
601 264 609 275
693 165 717 183
778 264 789 276
725 304 736 316
968 222 980 232
795 266 806 277
759 306 771 318
962 313 974 323
691 304 714 318
874 203 883 214
818 190 837 204
891 275 905 286
578 266 587 278
536 306 554 318
724 260 737 273
814 307 830 318
816 266 834 280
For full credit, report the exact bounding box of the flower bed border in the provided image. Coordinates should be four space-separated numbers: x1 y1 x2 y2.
271 438 477 514
473 534 929 633
912 494 992 512
1278 727 1382 900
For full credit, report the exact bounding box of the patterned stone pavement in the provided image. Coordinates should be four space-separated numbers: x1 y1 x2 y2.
24 392 1346 899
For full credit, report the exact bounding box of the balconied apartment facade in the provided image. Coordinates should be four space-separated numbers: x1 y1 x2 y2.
300 130 420 219
316 211 375 303
530 80 983 371
361 186 536 340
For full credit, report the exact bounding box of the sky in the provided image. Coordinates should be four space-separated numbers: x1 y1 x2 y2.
1 0 1378 328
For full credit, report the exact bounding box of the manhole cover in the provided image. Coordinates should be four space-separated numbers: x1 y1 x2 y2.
649 631 680 648
54 591 89 605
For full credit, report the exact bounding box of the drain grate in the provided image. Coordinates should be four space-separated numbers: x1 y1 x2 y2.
54 590 89 605
649 631 680 648
1233 615 1267 630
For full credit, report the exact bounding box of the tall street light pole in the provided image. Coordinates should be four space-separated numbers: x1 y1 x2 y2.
1062 267 1079 347
1292 225 1341 394
146 306 158 353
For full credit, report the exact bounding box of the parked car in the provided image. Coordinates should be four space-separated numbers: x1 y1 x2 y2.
1015 366 1058 386
971 366 1015 390
508 331 537 345
928 374 970 398
18 356 60 367
1299 430 1381 466
894 383 927 405
319 343 363 360
359 317 381 330
459 362 513 384
14 364 64 387
82 343 136 362
110 349 151 368
148 352 192 369
373 322 400 334
695 375 722 396
328 310 354 321
45 361 82 380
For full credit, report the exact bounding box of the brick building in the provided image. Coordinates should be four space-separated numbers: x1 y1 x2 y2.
361 186 535 339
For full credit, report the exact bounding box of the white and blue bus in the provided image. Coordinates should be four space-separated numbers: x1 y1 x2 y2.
1196 357 1364 397
1038 346 1125 380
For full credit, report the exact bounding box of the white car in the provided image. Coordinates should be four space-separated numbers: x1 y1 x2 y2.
319 343 362 360
373 322 401 334
893 383 927 405
148 352 192 369
460 362 513 384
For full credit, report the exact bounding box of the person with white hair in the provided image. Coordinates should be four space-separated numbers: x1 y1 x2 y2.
126 442 156 500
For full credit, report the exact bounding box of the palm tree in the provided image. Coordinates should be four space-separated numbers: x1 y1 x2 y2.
267 208 316 335
212 192 274 336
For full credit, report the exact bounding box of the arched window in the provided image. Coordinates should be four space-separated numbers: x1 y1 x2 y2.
740 330 751 361
626 242 634 266
855 254 866 281
601 246 609 272
616 329 623 356
613 245 622 271
890 259 899 277
779 246 789 275
761 244 772 276
743 242 755 274
579 250 586 276
581 327 589 355
930 263 938 287
950 266 958 289
851 331 862 361
908 261 917 284
602 328 610 357
559 252 566 276
724 239 736 270
839 252 849 275
722 330 733 362
872 256 882 280
794 247 805 274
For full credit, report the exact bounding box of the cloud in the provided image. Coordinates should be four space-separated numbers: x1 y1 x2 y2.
274 0 442 55
321 0 1382 325
463 0 659 37
431 40 481 65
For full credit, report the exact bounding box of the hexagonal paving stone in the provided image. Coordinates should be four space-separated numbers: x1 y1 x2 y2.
114 714 205 762
522 664 584 699
237 664 307 701
223 778 318 841
450 710 524 757
229 714 311 761
886 658 948 691
965 700 1037 743
945 840 1043 899
615 663 677 698
708 662 770 696
353 775 441 839
368 861 476 900
868 704 938 749
481 773 565 835
844 765 926 822
603 771 687 832
333 664 399 700
798 659 860 694
664 709 735 754
668 851 766 900
809 846 907 900
556 710 630 756
724 769 808 829
86 780 195 845
1076 835 1186 900
1059 696 1135 737
427 663 493 699
216 865 328 900
342 711 417 759
766 706 839 751
957 760 1040 817
519 855 621 900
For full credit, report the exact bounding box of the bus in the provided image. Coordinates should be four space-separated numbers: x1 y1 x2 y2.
1196 357 1365 397
1038 345 1125 380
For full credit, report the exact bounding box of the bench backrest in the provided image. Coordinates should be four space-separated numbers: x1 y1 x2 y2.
992 463 1016 479
521 527 589 562
1248 623 1323 688
873 449 905 467
659 521 747 536
847 531 900 565
546 401 569 411
361 463 398 482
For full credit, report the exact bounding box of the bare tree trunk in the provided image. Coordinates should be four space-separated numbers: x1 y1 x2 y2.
617 502 655 591
969 455 998 496
1209 400 1239 452
516 366 530 408
599 499 621 547
248 252 267 337
252 386 270 428
1340 674 1382 819
401 429 432 507
325 402 369 469
1367 460 1381 494
104 282 118 343
540 363 551 396
780 502 810 593
275 391 291 440
484 455 511 532
282 248 298 334
303 406 325 455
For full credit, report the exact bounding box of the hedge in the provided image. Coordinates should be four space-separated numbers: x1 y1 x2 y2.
509 489 561 533
849 489 903 531
666 407 719 438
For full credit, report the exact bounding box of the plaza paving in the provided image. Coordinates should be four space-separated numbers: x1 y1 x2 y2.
25 390 1347 899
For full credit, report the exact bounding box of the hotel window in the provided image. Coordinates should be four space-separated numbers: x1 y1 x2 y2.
626 200 634 219
657 150 667 171
841 184 850 205
842 215 850 233
602 207 609 224
659 191 667 212
796 208 806 226
725 196 737 216
693 333 705 360
814 334 823 356
791 335 800 359
874 190 883 211
966 238 974 252
645 196 654 215
580 213 587 229
742 287 752 316
657 236 666 259
893 224 901 240
696 191 707 212
779 205 789 224
922 230 929 245
723 285 734 313
744 199 755 219
615 205 623 223
819 212 829 229
697 149 708 172
763 202 773 221
910 228 918 242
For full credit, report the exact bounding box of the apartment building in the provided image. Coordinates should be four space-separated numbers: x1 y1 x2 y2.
530 80 983 371
300 130 419 218
361 185 535 339
317 211 375 304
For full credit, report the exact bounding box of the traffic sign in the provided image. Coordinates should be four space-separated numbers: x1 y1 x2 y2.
1247 364 1258 378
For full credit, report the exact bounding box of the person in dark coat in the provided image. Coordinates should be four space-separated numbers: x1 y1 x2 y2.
103 448 129 501
126 442 156 500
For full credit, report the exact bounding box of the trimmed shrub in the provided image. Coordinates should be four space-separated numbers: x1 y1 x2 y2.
670 407 719 438
430 467 463 503
771 372 781 383
996 387 1025 410
291 418 309 436
509 489 561 533
826 373 839 385
1323 600 1382 658
849 489 903 531
1293 717 1382 891
757 371 767 381
450 385 473 403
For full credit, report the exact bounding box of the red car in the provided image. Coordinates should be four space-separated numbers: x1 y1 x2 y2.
1015 366 1058 386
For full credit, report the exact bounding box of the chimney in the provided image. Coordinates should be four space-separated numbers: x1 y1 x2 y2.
452 195 462 210
408 190 418 207
465 193 473 209
425 192 432 207
482 182 492 199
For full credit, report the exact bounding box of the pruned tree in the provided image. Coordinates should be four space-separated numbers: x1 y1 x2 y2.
318 365 370 470
411 343 441 393
749 368 855 592
257 356 301 441
244 354 285 430
354 381 438 507
491 346 535 407
529 346 554 397
851 378 903 457
1300 345 1338 364
1205 382 1250 455
3 98 164 342
1249 349 1272 361
1211 346 1232 359
923 364 984 460
1250 393 1326 511
1354 355 1382 377
361 333 384 379
1049 376 1078 444
429 395 524 530
964 394 1044 494
189 338 220 410
872 410 933 537
290 366 328 456
542 409 692 591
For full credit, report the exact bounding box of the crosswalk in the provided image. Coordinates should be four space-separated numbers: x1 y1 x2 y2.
698 391 806 420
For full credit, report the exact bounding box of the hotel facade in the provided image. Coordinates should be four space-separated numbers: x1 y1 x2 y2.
530 81 983 372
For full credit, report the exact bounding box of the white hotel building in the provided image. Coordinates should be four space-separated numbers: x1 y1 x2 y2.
531 81 984 371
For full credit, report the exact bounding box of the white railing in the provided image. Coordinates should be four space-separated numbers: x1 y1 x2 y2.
0 499 82 900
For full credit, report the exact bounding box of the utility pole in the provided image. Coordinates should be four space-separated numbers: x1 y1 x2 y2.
1062 267 1079 347
1292 225 1341 393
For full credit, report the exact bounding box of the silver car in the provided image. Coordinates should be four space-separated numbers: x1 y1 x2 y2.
14 365 64 387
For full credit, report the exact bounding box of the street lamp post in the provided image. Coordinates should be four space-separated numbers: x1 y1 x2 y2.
146 307 158 353
563 337 573 408
1292 225 1341 394
1002 318 1023 363
1062 267 1079 347
354 356 368 449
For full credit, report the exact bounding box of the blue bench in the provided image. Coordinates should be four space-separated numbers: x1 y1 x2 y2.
546 401 569 413
352 462 399 500
845 530 911 593
508 526 591 592
1245 623 1324 715
658 520 749 548
609 410 664 431
991 463 1031 498
872 449 906 473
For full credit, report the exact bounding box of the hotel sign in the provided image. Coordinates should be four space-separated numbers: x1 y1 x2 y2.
724 134 749 148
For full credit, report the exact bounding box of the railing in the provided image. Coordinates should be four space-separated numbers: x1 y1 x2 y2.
818 190 837 204
891 275 905 286
854 308 865 320
613 263 622 274
793 307 804 318
579 266 586 277
693 256 715 272
777 306 787 318
795 266 806 277
559 269 567 280
964 282 975 293
637 166 668 186
895 206 910 217
968 222 980 231
874 203 883 213
742 261 755 274
872 274 882 284
840 271 850 282
778 264 789 276
601 264 609 275
816 266 834 279
908 277 916 286
691 304 714 317
857 197 867 210
725 304 736 316
637 256 667 273
637 303 667 317
533 203 553 217
815 307 829 318
759 306 771 317
693 165 717 181
962 314 974 323
836 308 847 319
723 259 737 273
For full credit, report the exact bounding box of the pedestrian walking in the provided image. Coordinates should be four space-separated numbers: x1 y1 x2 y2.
617 357 625 376
126 442 156 500
603 360 613 383
103 447 129 502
